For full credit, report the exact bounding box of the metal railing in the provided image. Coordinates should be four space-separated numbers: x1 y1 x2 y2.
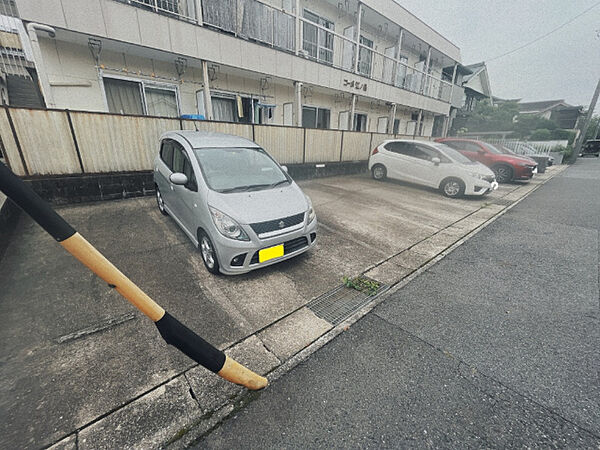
115 0 453 103
117 0 196 22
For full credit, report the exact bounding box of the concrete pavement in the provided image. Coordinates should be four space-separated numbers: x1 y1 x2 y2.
197 158 599 448
0 166 566 448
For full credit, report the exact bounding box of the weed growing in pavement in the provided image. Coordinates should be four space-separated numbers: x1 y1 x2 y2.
342 276 381 295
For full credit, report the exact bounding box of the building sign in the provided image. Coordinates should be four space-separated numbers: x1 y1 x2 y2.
343 79 367 92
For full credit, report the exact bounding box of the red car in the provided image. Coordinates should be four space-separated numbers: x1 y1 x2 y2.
435 138 538 183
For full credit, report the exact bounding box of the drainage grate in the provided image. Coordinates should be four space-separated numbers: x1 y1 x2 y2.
307 280 388 326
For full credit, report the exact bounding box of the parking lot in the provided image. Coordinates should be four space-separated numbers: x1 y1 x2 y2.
0 168 563 448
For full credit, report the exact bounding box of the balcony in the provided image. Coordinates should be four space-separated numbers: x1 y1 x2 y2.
116 0 454 104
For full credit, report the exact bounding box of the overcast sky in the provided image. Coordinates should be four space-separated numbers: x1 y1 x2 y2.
397 0 600 109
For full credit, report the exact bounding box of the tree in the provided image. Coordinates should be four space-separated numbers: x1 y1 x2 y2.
459 101 520 133
584 115 600 141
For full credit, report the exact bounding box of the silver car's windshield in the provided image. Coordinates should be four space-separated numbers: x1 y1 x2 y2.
194 147 290 193
431 143 473 164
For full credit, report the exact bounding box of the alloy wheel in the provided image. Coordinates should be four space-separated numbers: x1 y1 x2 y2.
373 166 385 180
444 180 461 197
494 166 511 183
200 237 215 269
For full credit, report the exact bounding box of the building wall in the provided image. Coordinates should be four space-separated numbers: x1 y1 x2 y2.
36 37 435 135
16 0 454 116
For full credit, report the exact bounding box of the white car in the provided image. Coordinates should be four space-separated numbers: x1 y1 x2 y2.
368 140 498 198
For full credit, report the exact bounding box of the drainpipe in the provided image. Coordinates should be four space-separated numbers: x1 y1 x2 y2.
201 60 213 120
26 23 56 108
387 103 396 134
294 81 302 127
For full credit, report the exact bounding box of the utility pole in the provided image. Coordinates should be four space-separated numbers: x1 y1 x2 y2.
571 78 600 163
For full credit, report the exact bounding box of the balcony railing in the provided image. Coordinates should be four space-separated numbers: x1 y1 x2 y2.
116 0 453 103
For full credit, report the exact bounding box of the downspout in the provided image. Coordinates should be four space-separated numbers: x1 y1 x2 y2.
26 23 56 108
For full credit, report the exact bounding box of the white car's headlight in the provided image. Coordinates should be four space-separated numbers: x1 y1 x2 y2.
209 206 249 241
306 196 316 223
467 172 485 180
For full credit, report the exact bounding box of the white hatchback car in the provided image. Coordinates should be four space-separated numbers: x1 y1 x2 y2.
368 140 498 197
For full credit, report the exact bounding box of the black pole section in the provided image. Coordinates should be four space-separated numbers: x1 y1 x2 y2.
0 162 75 242
155 312 226 373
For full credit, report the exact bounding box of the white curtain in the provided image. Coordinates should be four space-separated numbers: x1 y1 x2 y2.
104 78 144 115
212 97 236 122
145 87 178 117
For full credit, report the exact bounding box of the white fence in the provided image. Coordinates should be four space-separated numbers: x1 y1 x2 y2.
0 106 428 177
482 138 569 155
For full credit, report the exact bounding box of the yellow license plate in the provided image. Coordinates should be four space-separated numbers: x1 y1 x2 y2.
259 244 284 263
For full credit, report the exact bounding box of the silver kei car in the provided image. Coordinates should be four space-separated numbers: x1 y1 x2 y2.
153 131 317 275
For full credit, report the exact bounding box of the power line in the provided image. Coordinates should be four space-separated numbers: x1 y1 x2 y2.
487 1 600 63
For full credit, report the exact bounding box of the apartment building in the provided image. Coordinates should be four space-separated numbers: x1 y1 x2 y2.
11 0 465 137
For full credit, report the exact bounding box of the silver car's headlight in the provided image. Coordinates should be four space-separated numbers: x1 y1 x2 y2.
306 196 316 223
209 206 249 241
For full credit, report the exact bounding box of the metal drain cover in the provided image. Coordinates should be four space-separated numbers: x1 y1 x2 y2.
307 280 388 326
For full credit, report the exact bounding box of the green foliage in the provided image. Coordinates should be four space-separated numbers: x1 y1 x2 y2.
584 115 600 141
454 100 576 141
550 128 577 144
461 101 520 133
554 145 573 162
529 129 552 141
342 276 381 296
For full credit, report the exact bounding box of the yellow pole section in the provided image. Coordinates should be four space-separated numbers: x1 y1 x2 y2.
61 233 165 322
218 356 268 390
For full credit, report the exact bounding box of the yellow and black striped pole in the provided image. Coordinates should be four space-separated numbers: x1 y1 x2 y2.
0 162 267 390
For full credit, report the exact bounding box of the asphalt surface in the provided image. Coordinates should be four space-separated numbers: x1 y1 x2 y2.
198 158 600 448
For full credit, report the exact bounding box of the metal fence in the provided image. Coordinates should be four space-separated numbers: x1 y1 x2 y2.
481 138 569 155
0 106 428 177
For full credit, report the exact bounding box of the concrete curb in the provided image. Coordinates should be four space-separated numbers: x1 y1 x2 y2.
45 165 568 449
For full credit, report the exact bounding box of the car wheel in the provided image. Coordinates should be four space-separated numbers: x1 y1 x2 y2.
440 178 465 198
492 165 513 183
156 187 168 216
372 164 387 181
199 231 221 275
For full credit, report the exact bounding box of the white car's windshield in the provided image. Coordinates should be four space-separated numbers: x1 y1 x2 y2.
431 143 474 164
194 147 290 193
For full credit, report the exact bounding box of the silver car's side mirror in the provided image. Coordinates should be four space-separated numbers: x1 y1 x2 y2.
169 172 188 185
281 165 288 173
431 157 441 166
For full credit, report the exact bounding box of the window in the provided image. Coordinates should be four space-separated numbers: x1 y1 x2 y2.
302 106 330 129
212 96 237 122
160 140 175 169
103 77 179 117
211 94 269 124
104 78 144 115
303 10 334 64
353 113 367 132
145 87 178 117
384 142 428 160
358 36 373 76
172 143 186 173
182 157 198 191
